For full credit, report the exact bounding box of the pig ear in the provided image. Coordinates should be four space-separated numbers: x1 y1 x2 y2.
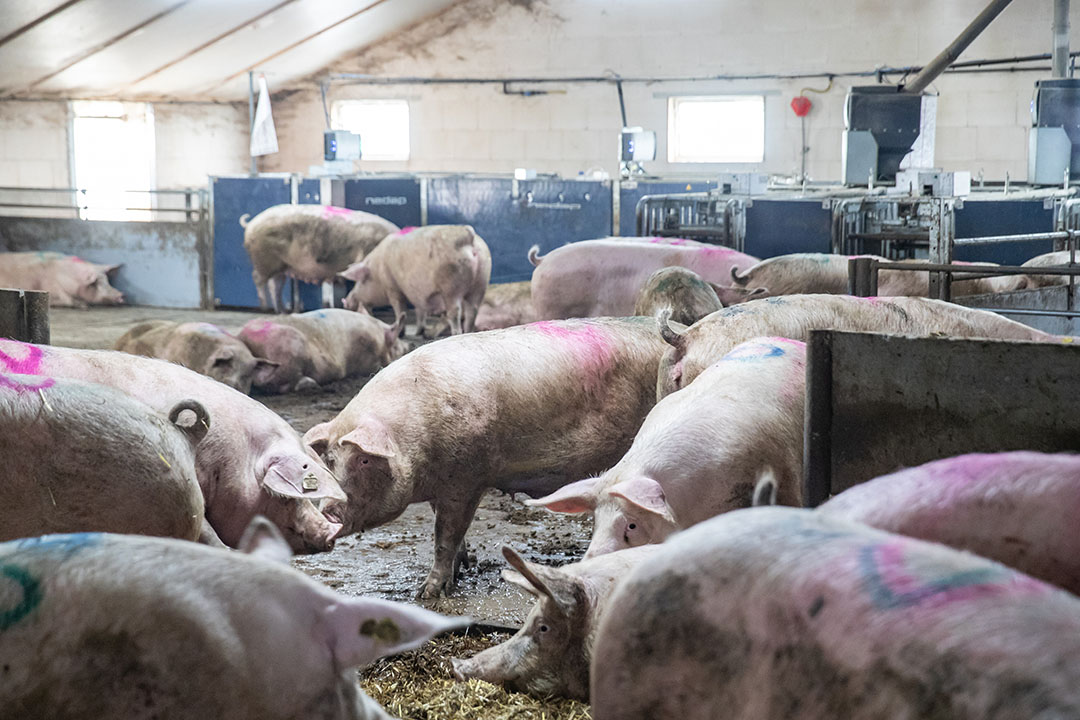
211 348 235 366
305 422 333 457
252 358 280 385
262 456 347 502
338 261 369 282
323 596 468 669
101 263 123 277
524 477 601 514
501 546 582 617
339 417 397 459
752 468 778 507
609 477 674 522
237 516 293 564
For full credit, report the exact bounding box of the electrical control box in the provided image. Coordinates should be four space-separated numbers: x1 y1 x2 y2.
324 130 361 161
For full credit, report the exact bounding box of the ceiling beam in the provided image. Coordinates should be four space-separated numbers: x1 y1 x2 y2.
121 0 299 93
17 0 193 95
0 0 87 50
204 0 396 94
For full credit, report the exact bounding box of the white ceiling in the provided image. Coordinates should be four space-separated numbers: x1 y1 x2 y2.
0 0 457 101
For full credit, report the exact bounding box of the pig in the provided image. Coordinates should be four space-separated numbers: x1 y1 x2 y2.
304 317 670 598
657 294 1058 398
240 204 399 313
0 518 467 720
720 252 1025 304
590 506 1080 720
1020 250 1080 288
0 373 207 542
633 266 724 325
115 320 276 394
816 451 1080 596
340 225 491 336
452 544 662 700
474 281 537 331
531 337 806 558
0 251 123 307
238 308 407 394
528 238 759 320
0 338 345 553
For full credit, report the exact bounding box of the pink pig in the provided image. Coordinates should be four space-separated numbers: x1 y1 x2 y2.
0 251 123 307
527 238 758 319
531 337 806 557
817 451 1080 595
304 317 669 598
0 339 345 553
591 507 1080 720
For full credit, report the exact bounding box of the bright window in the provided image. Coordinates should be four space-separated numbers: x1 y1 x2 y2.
667 96 765 164
331 99 410 161
71 100 155 221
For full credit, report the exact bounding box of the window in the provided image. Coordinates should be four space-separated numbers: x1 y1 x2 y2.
667 96 765 164
331 100 410 161
71 101 155 221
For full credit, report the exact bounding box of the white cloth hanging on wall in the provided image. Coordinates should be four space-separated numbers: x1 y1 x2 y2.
250 75 278 157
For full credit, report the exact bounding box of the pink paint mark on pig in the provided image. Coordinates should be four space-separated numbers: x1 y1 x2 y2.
321 205 354 219
242 319 276 341
528 321 615 394
397 226 417 235
0 342 55 392
861 540 1047 611
698 245 737 257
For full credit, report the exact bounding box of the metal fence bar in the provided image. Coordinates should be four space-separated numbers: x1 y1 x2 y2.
953 230 1076 245
969 307 1080 318
876 261 1080 276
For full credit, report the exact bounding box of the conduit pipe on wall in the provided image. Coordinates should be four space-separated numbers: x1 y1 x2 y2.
903 0 1015 94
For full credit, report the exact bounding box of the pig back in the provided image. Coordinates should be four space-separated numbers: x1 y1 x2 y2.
591 507 1080 720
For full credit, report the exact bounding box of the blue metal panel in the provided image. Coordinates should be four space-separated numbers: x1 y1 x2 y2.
744 199 833 258
427 176 612 283
211 176 323 310
343 177 422 228
618 180 717 236
954 200 1055 265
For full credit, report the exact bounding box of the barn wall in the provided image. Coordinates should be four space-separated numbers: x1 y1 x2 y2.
0 100 249 193
266 0 1071 182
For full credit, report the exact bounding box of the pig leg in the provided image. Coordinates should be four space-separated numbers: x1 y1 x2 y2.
419 491 484 599
252 270 271 310
462 301 479 334
447 300 465 335
268 274 285 314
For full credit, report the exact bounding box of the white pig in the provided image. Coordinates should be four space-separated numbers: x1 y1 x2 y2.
241 204 399 313
0 251 123 307
817 451 1080 595
0 373 207 543
591 507 1080 720
531 337 806 558
474 281 537 331
340 225 491 336
452 544 662 700
0 338 345 553
657 294 1058 398
115 320 275 394
0 517 466 720
304 317 669 598
238 309 407 394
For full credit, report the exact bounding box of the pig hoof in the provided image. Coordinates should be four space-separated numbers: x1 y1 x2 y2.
416 578 454 600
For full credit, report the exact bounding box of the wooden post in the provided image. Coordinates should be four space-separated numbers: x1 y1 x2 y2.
0 288 50 344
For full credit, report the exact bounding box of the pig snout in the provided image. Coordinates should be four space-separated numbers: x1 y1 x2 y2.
451 652 511 686
292 521 343 554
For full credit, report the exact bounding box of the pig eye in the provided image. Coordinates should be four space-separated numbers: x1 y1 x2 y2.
538 624 549 633
627 523 637 531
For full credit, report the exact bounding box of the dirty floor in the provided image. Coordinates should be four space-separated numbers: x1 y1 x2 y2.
49 306 593 627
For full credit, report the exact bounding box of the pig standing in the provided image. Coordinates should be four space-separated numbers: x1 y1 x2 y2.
238 309 407 394
720 253 1024 303
0 518 466 720
1020 250 1079 288
657 294 1057 398
304 317 669 598
532 337 805 558
591 507 1080 720
452 544 662 700
817 451 1080 595
240 204 399 313
115 320 275 394
0 373 207 542
340 225 491 335
529 238 758 320
475 281 537 331
0 338 344 553
633 266 724 325
0 251 123 307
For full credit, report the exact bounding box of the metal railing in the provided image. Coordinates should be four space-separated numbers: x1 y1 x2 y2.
0 186 207 221
634 192 745 251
